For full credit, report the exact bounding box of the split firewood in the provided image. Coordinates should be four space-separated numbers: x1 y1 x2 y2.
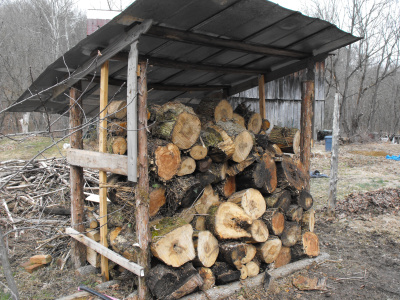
85 210 99 229
149 139 181 181
193 216 206 231
295 189 314 210
198 267 215 291
301 209 315 232
271 246 291 268
216 121 254 163
108 100 127 119
227 188 266 220
285 205 303 222
256 236 282 264
201 125 235 163
265 190 292 213
29 254 52 265
291 232 320 258
261 119 270 131
232 113 245 128
262 208 285 236
85 229 100 242
211 262 241 285
233 102 262 134
148 263 203 300
238 265 248 280
276 156 307 192
281 221 301 247
206 202 252 239
149 185 166 217
108 121 127 136
196 157 212 172
177 156 196 176
226 155 257 177
246 261 260 277
189 143 208 160
108 226 138 261
193 231 219 268
194 185 220 215
86 247 100 268
219 242 257 269
213 175 236 199
152 102 201 150
248 219 269 243
111 136 127 155
196 99 233 125
268 126 300 154
167 175 203 210
151 218 195 267
178 206 197 224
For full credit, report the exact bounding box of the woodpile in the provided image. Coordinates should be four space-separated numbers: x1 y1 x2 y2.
81 99 318 299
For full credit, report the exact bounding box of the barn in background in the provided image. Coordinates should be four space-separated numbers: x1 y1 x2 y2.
230 62 325 139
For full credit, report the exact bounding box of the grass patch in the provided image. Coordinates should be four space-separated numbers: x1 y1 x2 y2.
0 291 11 300
349 150 388 157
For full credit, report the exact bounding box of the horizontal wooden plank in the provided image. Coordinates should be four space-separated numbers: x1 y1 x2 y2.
67 149 128 175
66 227 144 277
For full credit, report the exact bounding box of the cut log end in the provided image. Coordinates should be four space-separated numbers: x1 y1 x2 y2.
172 112 201 150
250 219 269 243
257 236 282 264
228 188 266 220
196 231 219 268
154 143 181 181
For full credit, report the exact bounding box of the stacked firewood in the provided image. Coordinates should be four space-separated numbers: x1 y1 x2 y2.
85 99 317 299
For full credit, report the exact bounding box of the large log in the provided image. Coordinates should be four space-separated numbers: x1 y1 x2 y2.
196 99 233 125
149 139 181 182
256 236 282 264
219 242 257 269
153 102 201 150
167 175 203 210
276 156 307 192
268 126 300 154
261 208 285 236
193 231 219 268
291 232 320 258
151 218 195 267
216 121 253 163
206 202 252 240
281 221 301 247
232 113 245 128
234 103 262 134
201 125 235 163
148 263 203 300
227 188 266 220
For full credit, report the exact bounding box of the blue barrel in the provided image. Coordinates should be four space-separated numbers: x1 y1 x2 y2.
325 136 332 151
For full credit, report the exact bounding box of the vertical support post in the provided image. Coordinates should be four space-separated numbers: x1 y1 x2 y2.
127 41 138 182
258 75 266 119
69 85 86 268
300 78 314 191
328 93 340 216
99 61 109 281
136 61 151 299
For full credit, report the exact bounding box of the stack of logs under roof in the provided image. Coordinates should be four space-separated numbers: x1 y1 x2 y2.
87 98 319 299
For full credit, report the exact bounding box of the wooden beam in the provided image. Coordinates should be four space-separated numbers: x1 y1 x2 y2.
258 75 266 119
47 19 152 103
136 61 151 299
99 61 109 281
67 149 128 175
146 25 309 59
69 85 86 269
127 42 139 182
66 228 144 277
228 53 328 96
300 80 314 191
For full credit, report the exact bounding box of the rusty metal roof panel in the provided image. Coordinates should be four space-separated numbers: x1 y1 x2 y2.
11 0 361 116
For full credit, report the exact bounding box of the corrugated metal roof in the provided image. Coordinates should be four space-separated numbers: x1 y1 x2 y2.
11 0 360 116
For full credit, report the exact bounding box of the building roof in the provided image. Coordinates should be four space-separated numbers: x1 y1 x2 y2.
11 0 360 117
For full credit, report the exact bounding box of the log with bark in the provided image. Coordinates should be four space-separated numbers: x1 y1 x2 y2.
280 221 301 247
295 189 314 210
201 125 235 163
234 102 262 134
194 185 220 215
218 242 257 269
152 102 201 150
276 156 307 192
232 113 245 128
226 155 256 177
111 136 127 155
265 190 292 213
206 202 252 240
108 100 127 119
196 157 212 173
149 139 181 182
271 246 291 269
285 205 303 222
216 121 254 163
246 261 260 277
248 219 269 243
268 126 300 154
151 217 195 267
291 232 320 258
108 121 127 136
211 262 241 285
149 185 167 217
227 188 266 220
198 267 215 291
262 208 285 236
167 175 203 210
196 99 233 125
213 175 236 199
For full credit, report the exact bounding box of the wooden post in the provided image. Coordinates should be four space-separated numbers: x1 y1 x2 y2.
300 77 314 191
127 41 138 182
99 61 109 281
258 75 266 119
136 61 151 299
0 227 20 300
327 93 340 216
69 85 86 268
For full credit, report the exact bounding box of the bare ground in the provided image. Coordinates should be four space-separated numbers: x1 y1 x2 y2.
1 141 400 299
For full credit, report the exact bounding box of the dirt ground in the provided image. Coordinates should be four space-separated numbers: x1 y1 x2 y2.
1 141 400 299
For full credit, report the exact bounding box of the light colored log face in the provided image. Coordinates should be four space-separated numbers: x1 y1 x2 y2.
247 113 262 134
303 232 320 257
195 185 220 215
172 112 201 150
258 237 282 264
273 246 291 268
214 100 233 122
151 224 195 268
154 143 181 181
250 220 269 243
197 231 219 268
228 188 266 220
177 157 196 176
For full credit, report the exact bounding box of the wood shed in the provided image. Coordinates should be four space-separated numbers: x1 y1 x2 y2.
10 0 360 299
